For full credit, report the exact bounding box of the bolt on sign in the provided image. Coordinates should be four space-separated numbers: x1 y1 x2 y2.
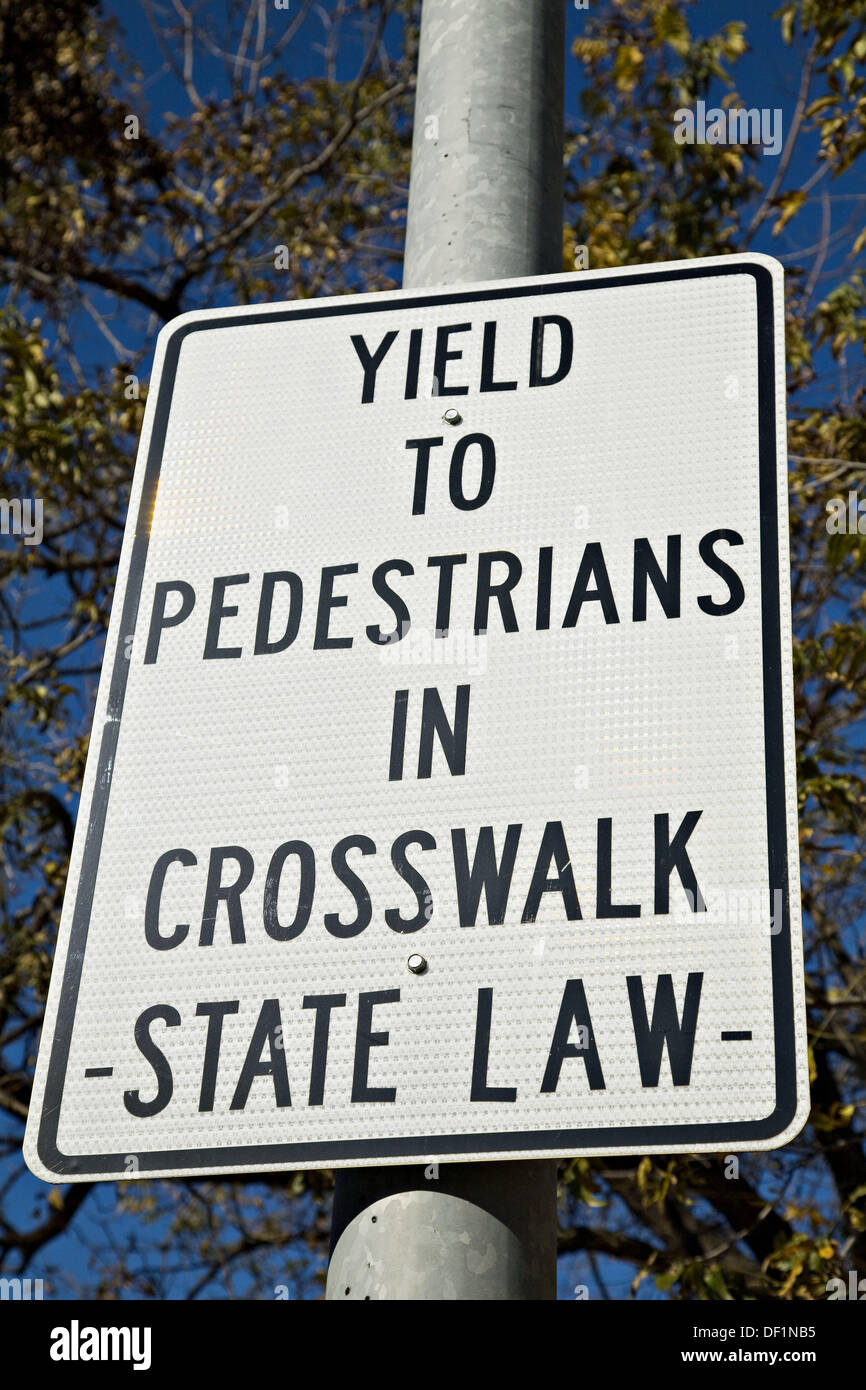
25 255 808 1182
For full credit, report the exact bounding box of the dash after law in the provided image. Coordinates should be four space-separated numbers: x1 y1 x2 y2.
118 971 707 1118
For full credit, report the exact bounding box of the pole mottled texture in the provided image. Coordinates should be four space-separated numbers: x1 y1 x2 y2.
326 0 565 1302
403 0 565 288
327 1161 559 1299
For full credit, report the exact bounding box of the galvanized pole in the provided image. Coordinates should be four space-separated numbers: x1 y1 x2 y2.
325 0 565 1301
402 0 565 287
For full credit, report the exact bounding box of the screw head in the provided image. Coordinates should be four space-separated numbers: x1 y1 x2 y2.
407 953 428 975
442 408 462 426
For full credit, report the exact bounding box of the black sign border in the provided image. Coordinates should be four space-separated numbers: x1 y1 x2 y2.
36 260 801 1176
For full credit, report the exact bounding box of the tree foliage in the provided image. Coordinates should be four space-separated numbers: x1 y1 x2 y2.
1 0 864 1299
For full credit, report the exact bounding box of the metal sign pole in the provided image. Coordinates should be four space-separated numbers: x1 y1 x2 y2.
325 0 565 1301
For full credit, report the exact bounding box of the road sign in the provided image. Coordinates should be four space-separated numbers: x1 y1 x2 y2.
25 254 808 1182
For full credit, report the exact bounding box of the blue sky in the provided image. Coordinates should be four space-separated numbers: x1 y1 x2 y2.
3 0 863 1301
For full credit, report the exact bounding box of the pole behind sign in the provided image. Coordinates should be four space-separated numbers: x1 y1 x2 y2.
325 0 565 1301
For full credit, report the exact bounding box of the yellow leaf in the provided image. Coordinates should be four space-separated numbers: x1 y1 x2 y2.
773 190 807 236
779 1261 803 1297
613 44 644 92
637 1155 652 1192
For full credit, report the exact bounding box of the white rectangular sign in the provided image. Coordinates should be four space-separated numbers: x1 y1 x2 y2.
26 255 808 1181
